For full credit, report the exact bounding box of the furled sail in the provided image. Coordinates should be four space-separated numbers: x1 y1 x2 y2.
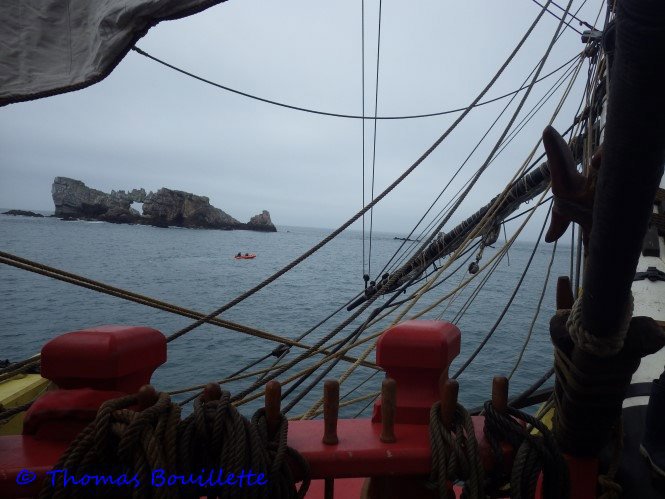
0 0 225 106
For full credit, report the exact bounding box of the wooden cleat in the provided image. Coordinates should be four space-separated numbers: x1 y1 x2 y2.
380 378 397 443
265 380 282 438
439 377 459 430
137 384 158 410
491 376 508 414
556 276 575 310
203 382 222 402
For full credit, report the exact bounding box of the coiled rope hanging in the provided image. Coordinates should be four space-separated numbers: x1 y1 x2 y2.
39 386 310 499
482 401 569 499
429 398 484 499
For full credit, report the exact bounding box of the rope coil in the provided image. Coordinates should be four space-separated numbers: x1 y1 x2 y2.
483 402 570 499
39 389 310 499
428 401 484 499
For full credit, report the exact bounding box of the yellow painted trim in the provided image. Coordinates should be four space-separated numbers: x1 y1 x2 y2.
0 374 51 435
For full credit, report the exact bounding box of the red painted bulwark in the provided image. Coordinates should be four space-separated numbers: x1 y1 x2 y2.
289 419 432 479
564 455 598 499
288 416 503 480
373 320 461 424
23 388 126 440
41 325 166 391
0 435 68 498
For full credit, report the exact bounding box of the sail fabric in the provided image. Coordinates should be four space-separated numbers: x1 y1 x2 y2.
0 0 225 106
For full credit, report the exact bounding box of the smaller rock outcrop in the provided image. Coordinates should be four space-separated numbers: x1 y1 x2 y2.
246 210 277 232
2 210 44 217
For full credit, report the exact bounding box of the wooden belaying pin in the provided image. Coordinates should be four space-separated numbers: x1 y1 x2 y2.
203 382 222 402
556 276 575 310
265 380 282 438
439 377 459 430
137 385 158 411
492 376 509 414
322 379 339 445
380 378 397 443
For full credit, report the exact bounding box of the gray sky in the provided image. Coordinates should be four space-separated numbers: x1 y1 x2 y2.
0 0 603 238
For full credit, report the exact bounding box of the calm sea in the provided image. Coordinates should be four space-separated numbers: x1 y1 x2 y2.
0 212 571 416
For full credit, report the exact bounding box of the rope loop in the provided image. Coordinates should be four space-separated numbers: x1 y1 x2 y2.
566 292 633 357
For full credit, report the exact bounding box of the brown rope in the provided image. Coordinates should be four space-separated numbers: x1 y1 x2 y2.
39 389 309 499
165 0 555 345
0 360 41 383
547 311 665 456
0 252 376 370
0 401 33 425
0 355 40 376
429 401 484 499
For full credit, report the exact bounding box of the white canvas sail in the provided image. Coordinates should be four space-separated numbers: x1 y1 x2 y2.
0 0 225 106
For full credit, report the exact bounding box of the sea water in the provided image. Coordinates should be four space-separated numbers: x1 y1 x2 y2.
0 213 571 416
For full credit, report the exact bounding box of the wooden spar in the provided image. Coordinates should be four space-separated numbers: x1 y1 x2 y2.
582 0 665 336
347 161 552 311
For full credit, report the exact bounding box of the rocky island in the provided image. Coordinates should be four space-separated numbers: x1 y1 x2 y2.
51 177 276 232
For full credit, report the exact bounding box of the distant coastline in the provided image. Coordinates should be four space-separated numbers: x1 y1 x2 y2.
2 209 44 218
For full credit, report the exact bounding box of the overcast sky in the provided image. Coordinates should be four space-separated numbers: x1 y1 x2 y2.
0 0 603 238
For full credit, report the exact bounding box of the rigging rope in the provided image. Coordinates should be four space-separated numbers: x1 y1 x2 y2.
0 252 376 370
0 402 34 426
530 0 583 35
131 48 580 121
452 202 553 379
165 0 556 353
361 0 366 278
346 57 582 314
242 84 569 387
550 0 594 29
374 53 580 281
402 40 583 332
367 0 383 280
298 193 543 419
382 0 575 327
508 240 559 380
372 1 586 278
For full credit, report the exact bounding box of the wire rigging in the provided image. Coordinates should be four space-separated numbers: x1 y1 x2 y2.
218 56 579 392
361 0 367 278
376 53 580 283
550 0 594 29
508 240 558 380
452 202 553 379
131 47 578 121
367 0 383 280
165 0 557 354
529 0 584 35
